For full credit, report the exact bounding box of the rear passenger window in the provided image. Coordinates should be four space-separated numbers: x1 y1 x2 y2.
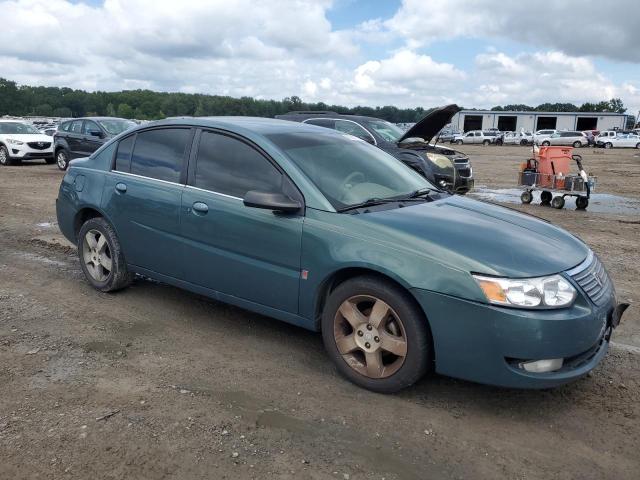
305 119 335 128
130 128 190 183
114 135 135 172
70 120 83 133
194 131 282 198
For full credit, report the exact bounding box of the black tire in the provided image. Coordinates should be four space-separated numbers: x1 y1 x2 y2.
77 217 133 292
636 143 640 149
520 191 533 204
56 149 70 170
551 196 565 209
542 141 550 147
0 146 15 166
321 276 431 393
604 142 612 149
576 196 589 210
455 140 463 145
572 141 582 148
45 157 56 165
540 190 552 204
520 139 528 146
482 139 490 146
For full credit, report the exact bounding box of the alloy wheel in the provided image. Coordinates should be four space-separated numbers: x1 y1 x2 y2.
82 229 112 282
57 151 68 169
333 295 407 379
0 147 7 165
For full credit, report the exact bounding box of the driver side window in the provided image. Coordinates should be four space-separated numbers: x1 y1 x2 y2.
194 131 283 198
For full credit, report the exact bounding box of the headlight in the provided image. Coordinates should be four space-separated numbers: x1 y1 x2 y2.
425 152 453 169
6 139 24 145
472 274 576 308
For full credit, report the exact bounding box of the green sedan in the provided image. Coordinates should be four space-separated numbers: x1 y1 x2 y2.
56 117 627 393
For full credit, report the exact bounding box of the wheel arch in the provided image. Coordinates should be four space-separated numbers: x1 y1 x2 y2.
315 266 431 326
73 205 113 242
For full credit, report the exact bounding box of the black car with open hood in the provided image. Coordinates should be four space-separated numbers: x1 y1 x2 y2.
276 104 473 194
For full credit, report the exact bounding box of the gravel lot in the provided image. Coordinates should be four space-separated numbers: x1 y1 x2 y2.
1 145 639 480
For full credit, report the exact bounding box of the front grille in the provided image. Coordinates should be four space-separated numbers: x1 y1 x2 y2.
27 142 51 150
456 167 471 178
568 252 612 306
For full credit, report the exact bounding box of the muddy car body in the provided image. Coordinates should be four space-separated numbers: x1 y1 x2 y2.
56 117 626 393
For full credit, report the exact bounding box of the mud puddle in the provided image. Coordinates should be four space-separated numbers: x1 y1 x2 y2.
470 187 640 216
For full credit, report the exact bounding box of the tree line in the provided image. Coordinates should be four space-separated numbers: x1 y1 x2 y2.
0 77 631 125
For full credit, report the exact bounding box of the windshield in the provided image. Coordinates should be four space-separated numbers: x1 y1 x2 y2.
362 119 406 143
267 132 434 210
97 119 136 135
0 122 40 135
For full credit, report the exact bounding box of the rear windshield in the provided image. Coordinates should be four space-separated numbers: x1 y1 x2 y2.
98 119 136 135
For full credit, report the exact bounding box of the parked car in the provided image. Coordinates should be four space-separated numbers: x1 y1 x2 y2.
54 117 135 170
276 105 473 194
532 129 558 144
451 130 498 145
595 130 618 142
537 131 588 147
0 120 55 166
502 131 533 145
56 117 626 393
596 133 640 149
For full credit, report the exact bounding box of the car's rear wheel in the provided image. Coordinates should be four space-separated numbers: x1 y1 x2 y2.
572 141 582 148
604 142 613 149
322 276 431 393
482 139 490 146
542 141 550 146
56 149 69 170
455 140 463 145
636 143 640 149
78 217 133 292
520 139 528 146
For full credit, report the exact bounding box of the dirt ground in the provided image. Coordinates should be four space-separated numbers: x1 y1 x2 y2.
1 145 639 480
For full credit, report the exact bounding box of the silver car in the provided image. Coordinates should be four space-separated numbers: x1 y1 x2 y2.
502 131 533 145
537 131 588 148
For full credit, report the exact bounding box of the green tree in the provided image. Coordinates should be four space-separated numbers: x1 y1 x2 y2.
116 103 134 118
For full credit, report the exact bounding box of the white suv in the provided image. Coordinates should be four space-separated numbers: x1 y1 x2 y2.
0 120 55 166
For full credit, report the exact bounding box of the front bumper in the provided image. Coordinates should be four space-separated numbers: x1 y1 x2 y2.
8 143 54 159
410 288 622 388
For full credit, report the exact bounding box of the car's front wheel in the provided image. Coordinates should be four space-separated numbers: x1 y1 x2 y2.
604 142 613 149
0 146 15 166
78 217 133 292
542 141 550 146
322 276 431 393
56 149 70 170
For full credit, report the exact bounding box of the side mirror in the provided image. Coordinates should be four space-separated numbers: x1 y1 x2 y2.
243 190 301 213
89 130 103 138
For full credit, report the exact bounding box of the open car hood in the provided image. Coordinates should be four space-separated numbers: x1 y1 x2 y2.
399 104 461 143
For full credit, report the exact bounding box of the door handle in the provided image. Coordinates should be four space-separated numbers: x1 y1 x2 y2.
115 182 127 193
192 201 209 214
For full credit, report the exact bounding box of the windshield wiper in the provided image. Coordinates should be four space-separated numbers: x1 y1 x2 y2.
337 191 432 213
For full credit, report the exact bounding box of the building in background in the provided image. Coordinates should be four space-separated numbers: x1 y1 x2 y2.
450 110 627 132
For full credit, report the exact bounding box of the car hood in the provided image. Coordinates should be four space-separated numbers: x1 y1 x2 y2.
2 134 53 143
399 104 461 143
359 195 588 277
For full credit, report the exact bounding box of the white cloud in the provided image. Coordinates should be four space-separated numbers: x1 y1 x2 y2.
386 0 640 63
0 0 638 116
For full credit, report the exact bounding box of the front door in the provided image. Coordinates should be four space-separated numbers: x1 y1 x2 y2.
180 129 303 314
102 127 193 278
81 120 105 156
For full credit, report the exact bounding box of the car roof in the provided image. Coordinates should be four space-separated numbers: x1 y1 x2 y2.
63 117 129 122
133 116 333 136
276 112 385 123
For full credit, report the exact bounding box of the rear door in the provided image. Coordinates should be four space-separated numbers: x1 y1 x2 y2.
66 120 85 158
180 129 303 313
102 127 193 279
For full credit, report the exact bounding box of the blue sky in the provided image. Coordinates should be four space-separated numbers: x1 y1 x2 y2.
1 0 638 114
